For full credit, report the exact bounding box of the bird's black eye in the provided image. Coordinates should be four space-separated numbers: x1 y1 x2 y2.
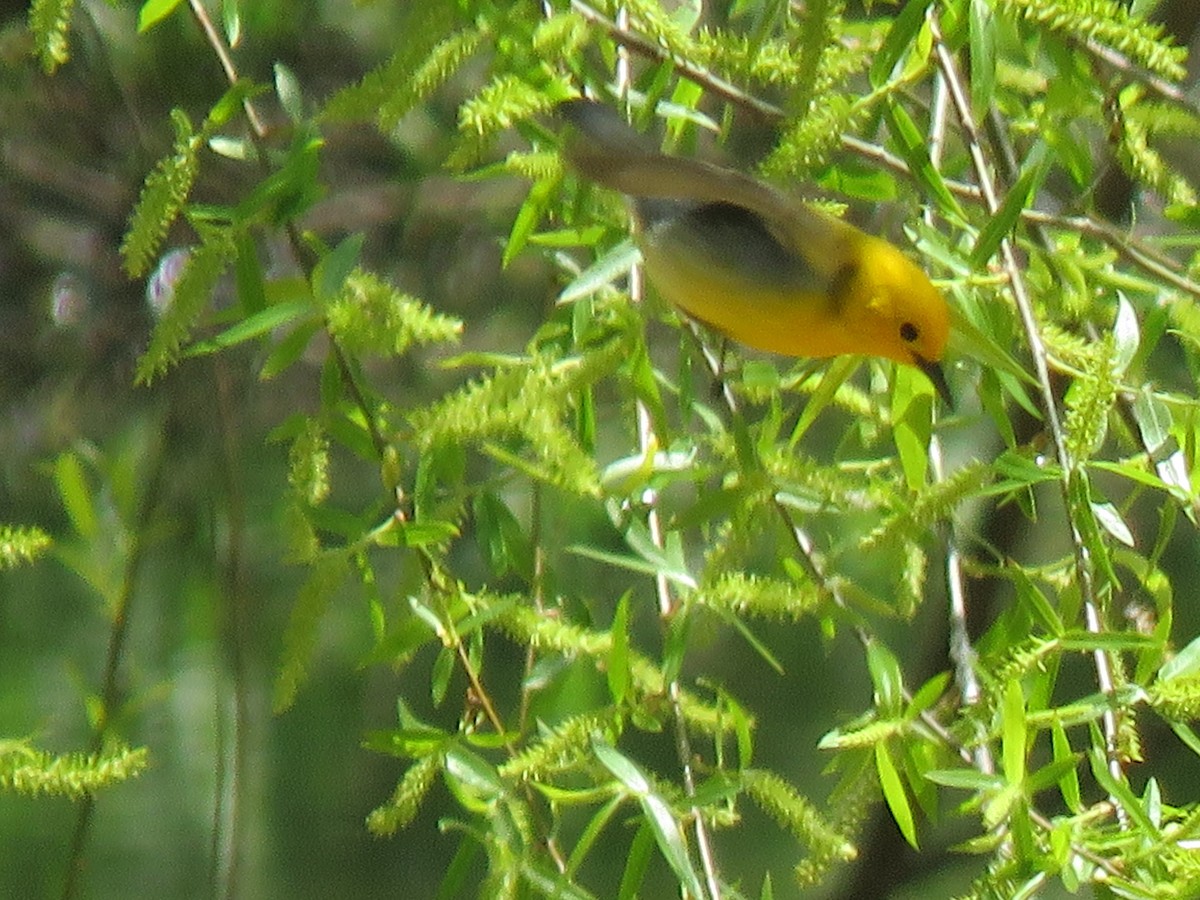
900 322 919 343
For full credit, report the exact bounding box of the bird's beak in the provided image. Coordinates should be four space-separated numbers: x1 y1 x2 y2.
914 354 954 409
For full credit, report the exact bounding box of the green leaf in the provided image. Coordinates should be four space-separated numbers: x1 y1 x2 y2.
969 159 1046 269
558 240 640 305
1011 566 1064 637
275 61 305 123
1088 749 1159 837
1160 634 1200 682
1050 719 1082 812
260 318 322 380
443 742 504 811
593 740 706 899
54 452 97 539
968 0 997 115
883 99 963 219
504 178 554 268
567 542 697 591
789 356 861 447
616 823 654 900
222 0 241 46
233 231 266 314
137 0 184 33
1112 293 1140 379
1002 679 1026 785
870 0 934 88
1059 630 1157 652
924 768 1004 790
875 741 918 848
607 591 631 704
314 233 364 306
435 838 480 900
891 366 932 491
867 641 904 717
186 300 312 357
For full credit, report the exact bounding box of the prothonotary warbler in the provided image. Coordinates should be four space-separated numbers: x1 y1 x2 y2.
556 99 952 405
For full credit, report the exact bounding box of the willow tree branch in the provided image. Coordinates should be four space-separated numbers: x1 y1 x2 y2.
571 0 1200 303
928 15 1127 814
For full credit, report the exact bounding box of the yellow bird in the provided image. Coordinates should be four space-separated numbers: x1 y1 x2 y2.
557 99 952 405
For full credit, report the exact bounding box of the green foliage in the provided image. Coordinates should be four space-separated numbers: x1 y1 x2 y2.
16 0 1200 896
743 769 856 881
121 109 204 280
0 524 51 569
324 21 484 130
325 271 463 358
135 231 237 384
995 0 1187 80
27 0 74 73
0 741 148 798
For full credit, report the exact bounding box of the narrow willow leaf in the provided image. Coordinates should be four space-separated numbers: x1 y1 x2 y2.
314 233 365 306
187 300 311 357
884 100 964 219
1051 720 1082 812
970 160 1046 269
616 823 654 900
870 0 934 87
137 0 184 33
1159 635 1200 682
558 240 639 305
1059 630 1156 652
222 0 240 46
891 366 932 491
593 740 706 898
435 838 480 900
875 742 918 848
867 641 904 717
567 795 624 878
54 452 96 539
924 768 1003 790
504 178 555 268
607 591 631 705
789 356 861 447
1091 500 1135 548
275 61 304 123
1002 679 1026 785
260 319 321 380
1011 566 1064 637
273 551 351 712
969 0 997 115
1112 293 1140 378
1088 750 1159 836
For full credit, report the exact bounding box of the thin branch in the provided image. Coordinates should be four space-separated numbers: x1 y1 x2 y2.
186 0 266 136
61 436 166 900
1082 37 1200 119
185 0 388 460
570 0 780 119
922 41 994 777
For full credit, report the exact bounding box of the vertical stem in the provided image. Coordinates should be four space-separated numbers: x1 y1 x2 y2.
922 38 993 775
927 12 1124 808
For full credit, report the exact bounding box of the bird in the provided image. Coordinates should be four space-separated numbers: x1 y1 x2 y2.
556 98 952 405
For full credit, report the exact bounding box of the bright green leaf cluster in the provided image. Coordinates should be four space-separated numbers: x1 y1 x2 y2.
0 525 51 570
325 271 463 358
0 741 148 798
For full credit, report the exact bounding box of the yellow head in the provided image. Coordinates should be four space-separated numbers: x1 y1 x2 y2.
838 233 950 398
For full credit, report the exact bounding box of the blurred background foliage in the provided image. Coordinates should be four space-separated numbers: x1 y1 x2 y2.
5 1 1200 899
